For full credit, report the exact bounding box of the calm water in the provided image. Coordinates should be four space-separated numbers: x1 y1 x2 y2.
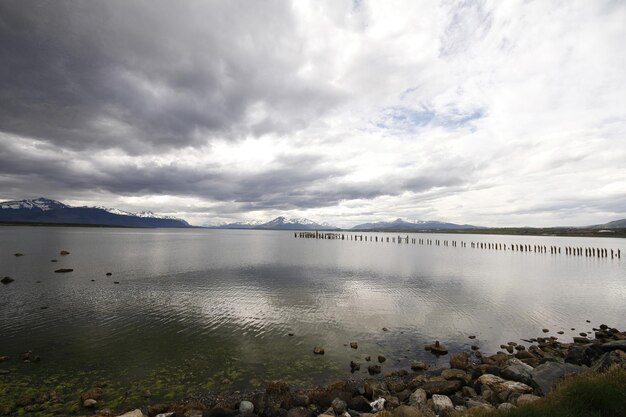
1 227 625 412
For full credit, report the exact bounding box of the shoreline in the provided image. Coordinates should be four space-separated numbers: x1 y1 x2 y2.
2 323 624 417
1 222 625 239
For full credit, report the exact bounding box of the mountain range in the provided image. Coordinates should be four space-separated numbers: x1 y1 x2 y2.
351 218 481 230
591 219 626 229
0 198 190 228
210 216 337 230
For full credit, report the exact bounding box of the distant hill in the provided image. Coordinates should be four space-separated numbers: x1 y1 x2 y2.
211 216 337 230
0 197 191 228
590 219 626 229
351 218 480 230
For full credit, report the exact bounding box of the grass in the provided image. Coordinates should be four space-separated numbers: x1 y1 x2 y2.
459 365 626 417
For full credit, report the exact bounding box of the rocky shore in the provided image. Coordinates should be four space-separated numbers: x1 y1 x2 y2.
3 324 623 417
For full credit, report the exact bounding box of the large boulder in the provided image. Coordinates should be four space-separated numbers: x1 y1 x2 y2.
501 358 534 386
477 374 533 395
431 395 453 414
601 340 626 352
529 362 585 395
408 389 427 406
421 380 462 396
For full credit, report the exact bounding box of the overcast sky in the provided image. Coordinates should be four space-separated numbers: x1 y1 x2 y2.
1 1 625 227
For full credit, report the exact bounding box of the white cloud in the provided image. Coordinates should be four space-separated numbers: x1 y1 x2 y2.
0 0 625 227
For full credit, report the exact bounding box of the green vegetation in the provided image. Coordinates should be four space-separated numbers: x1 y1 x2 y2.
459 365 626 417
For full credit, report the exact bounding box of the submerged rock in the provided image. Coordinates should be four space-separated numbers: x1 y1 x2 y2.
367 364 381 375
1 276 14 285
410 361 428 371
449 352 469 370
426 341 448 355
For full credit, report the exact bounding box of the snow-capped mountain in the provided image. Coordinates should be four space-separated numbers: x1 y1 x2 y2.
0 198 191 228
94 206 187 223
211 216 338 230
351 218 480 230
0 197 69 211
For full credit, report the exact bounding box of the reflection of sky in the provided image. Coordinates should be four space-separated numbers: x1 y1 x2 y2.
1 227 625 387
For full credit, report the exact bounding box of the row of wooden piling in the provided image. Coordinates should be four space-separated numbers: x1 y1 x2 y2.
293 231 622 259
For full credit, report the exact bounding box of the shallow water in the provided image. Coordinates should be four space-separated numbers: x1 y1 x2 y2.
1 227 625 413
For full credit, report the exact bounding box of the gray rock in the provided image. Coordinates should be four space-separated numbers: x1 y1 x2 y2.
408 388 427 406
498 403 517 412
601 340 626 352
239 400 254 415
449 352 469 370
155 413 175 417
83 399 97 408
287 407 310 417
431 395 453 414
515 394 541 407
332 398 347 414
530 362 585 395
421 380 462 396
410 361 428 371
478 374 533 395
348 395 371 412
501 358 534 385
367 364 381 375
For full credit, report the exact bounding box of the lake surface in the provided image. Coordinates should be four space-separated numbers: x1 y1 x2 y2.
1 227 625 414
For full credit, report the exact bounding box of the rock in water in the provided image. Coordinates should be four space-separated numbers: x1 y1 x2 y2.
350 342 358 349
60 250 70 255
427 341 448 355
410 361 428 371
313 346 325 355
367 364 381 374
377 355 386 363
1 277 15 285
54 268 74 273
450 352 469 370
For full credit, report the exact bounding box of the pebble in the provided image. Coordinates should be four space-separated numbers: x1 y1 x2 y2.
350 342 358 349
313 346 325 355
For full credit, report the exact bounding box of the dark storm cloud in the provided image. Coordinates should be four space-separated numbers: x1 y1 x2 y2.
0 1 344 153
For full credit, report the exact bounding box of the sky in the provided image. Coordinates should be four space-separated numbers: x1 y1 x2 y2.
0 0 625 228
